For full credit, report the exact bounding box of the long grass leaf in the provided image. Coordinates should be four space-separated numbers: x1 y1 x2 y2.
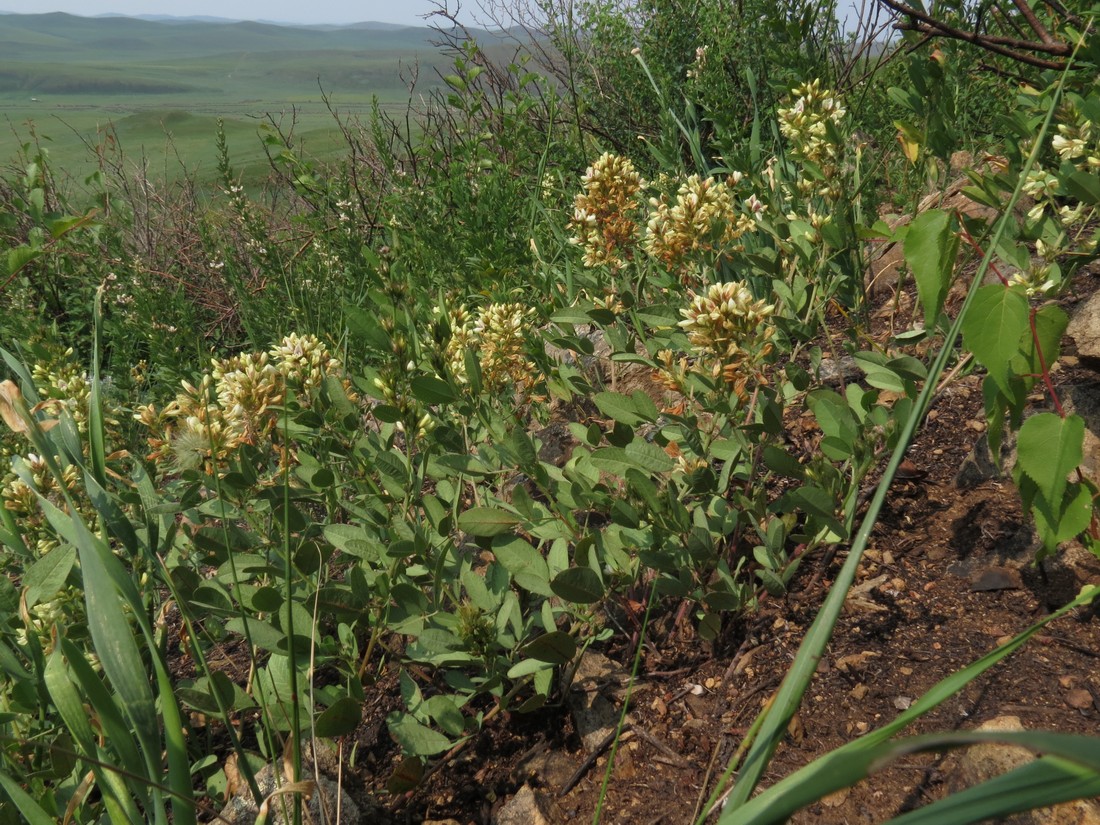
0 772 55 825
711 49 1075 820
47 646 147 823
88 288 108 488
886 757 1100 824
59 639 147 793
722 586 1097 823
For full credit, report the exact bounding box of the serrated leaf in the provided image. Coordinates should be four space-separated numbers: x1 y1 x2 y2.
1032 483 1093 552
458 506 522 537
904 209 958 325
962 285 1030 393
1016 413 1083 508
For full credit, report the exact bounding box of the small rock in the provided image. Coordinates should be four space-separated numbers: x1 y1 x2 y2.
564 652 626 752
216 763 361 825
1065 688 1094 710
493 785 564 825
821 787 850 807
850 683 869 700
951 715 1100 825
1067 291 1100 371
818 356 863 387
971 567 1023 591
894 696 913 710
519 750 577 790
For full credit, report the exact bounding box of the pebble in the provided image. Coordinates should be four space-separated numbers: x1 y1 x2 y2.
1065 689 1094 710
899 667 913 676
850 684 869 700
894 696 913 710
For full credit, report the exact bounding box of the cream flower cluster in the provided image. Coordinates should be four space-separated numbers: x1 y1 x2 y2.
136 333 347 473
777 79 847 199
443 302 536 392
644 175 755 275
677 281 776 397
569 153 645 269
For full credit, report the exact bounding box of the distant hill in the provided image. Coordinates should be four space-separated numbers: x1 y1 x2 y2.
0 12 446 61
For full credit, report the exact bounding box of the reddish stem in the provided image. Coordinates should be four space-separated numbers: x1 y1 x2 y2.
958 221 1010 286
1028 307 1066 418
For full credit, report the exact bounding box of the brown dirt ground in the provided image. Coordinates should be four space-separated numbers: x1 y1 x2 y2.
197 276 1100 824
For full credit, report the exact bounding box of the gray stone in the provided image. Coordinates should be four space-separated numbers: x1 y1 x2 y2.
217 765 359 825
493 785 564 825
1067 291 1100 371
563 651 628 752
950 715 1100 825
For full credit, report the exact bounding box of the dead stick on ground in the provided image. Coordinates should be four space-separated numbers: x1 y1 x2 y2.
559 725 632 797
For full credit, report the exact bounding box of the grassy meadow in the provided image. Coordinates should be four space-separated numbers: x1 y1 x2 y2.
0 13 456 185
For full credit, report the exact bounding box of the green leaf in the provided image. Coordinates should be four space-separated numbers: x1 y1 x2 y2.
1014 304 1068 379
386 713 453 756
492 535 552 596
961 285 1030 393
345 305 391 350
1016 413 1083 507
590 441 675 476
23 544 75 608
410 375 457 405
314 697 362 738
594 391 652 426
521 631 576 664
323 523 383 561
904 209 958 325
1032 482 1093 551
458 507 522 537
807 390 857 460
424 695 466 737
551 567 604 603
0 773 55 825
1061 169 1100 204
887 756 1100 824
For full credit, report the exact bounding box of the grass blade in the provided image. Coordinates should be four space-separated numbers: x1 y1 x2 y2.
718 585 1098 823
886 757 1100 824
0 773 55 825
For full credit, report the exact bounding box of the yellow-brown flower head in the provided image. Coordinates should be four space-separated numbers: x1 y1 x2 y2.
474 302 536 390
644 175 755 275
678 281 776 397
270 333 342 394
569 153 645 269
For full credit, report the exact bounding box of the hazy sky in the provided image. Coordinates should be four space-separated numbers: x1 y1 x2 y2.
0 1 453 26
